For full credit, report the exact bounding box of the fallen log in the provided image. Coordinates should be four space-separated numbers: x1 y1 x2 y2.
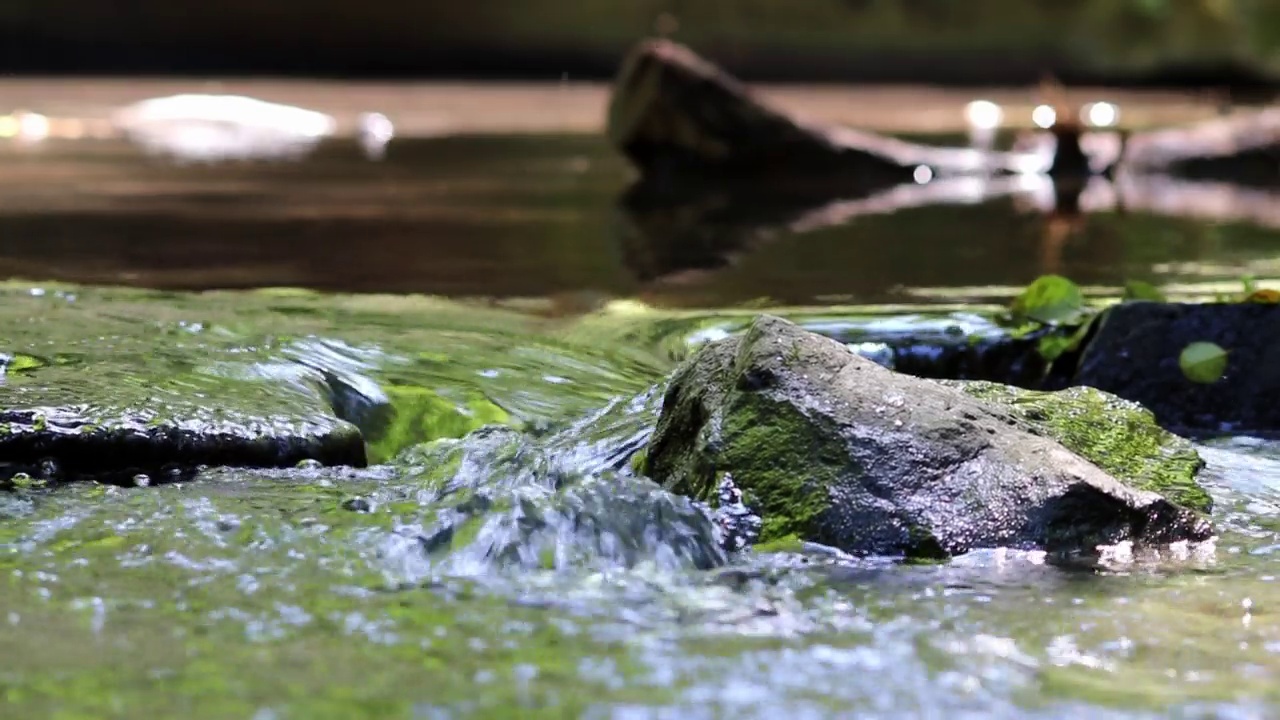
1120 108 1280 184
606 39 1046 191
607 39 1280 187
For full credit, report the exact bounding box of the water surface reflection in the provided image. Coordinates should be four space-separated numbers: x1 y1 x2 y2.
2 132 1280 308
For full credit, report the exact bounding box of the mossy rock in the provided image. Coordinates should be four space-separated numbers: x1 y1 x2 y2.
646 315 1213 558
938 380 1211 513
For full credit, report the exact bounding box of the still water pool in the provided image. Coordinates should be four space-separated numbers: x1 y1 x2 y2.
1 122 1279 718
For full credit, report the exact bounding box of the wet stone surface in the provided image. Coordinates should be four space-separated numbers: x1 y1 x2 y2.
0 404 365 484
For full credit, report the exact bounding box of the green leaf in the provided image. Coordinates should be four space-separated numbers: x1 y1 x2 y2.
1010 275 1085 325
1034 314 1097 363
1178 342 1228 384
1007 322 1041 340
1036 333 1075 362
1122 280 1166 303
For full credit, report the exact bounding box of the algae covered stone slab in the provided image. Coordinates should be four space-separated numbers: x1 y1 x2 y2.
0 356 367 481
646 314 1213 559
0 401 364 482
0 288 366 481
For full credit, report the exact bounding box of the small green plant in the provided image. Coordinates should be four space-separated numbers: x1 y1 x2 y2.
1034 318 1096 362
1004 275 1095 366
1008 274 1265 378
1009 274 1086 326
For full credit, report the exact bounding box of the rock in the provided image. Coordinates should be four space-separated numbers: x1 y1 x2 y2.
0 402 365 485
606 39 1038 190
1 342 367 484
645 315 1213 559
1072 301 1280 434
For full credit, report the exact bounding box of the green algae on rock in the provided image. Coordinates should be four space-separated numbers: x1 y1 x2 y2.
360 384 511 465
645 315 1214 559
938 380 1211 513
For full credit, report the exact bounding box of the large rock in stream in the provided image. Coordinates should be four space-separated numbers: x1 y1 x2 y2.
645 315 1213 559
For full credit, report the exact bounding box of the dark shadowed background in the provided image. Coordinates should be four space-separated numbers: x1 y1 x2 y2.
2 0 1280 88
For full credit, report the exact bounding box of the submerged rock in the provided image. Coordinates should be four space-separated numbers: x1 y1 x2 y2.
645 315 1213 559
1072 300 1280 434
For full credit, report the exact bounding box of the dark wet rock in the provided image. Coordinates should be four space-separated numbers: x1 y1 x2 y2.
606 39 1035 191
873 334 1061 389
1072 300 1280 434
645 314 1213 559
1 335 367 484
0 404 366 485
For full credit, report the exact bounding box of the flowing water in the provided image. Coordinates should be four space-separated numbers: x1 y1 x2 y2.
2 104 1280 718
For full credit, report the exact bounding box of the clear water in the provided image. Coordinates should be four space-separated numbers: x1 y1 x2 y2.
1 124 1280 718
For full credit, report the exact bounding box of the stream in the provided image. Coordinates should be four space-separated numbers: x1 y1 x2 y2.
1 119 1279 718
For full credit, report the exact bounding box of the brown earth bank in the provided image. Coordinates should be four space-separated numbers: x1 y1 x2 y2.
2 1 1279 91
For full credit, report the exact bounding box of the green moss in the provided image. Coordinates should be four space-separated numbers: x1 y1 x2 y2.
8 473 43 491
712 395 848 544
946 380 1211 512
750 533 805 554
365 385 512 464
628 449 649 476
